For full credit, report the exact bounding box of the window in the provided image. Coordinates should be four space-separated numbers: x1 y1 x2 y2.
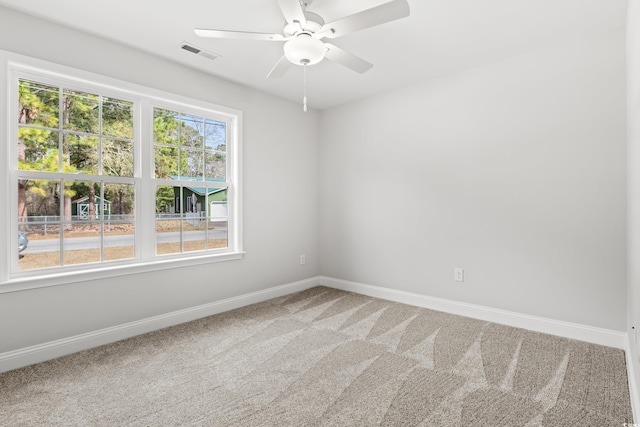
152 107 229 256
3 55 242 288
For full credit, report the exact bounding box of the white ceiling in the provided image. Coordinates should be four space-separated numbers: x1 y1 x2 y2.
0 0 627 110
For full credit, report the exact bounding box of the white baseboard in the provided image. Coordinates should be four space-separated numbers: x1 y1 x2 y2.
320 276 627 349
625 339 640 423
0 276 321 374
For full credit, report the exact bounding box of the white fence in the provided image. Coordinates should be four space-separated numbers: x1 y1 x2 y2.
18 214 227 234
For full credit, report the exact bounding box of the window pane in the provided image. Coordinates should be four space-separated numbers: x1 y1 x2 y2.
183 186 204 252
208 199 227 220
18 227 61 271
205 119 226 151
155 146 179 179
156 219 181 255
18 128 59 169
63 222 101 265
207 219 228 250
207 191 228 250
104 221 135 261
103 183 135 261
182 216 206 252
63 89 99 134
182 148 204 179
105 183 135 219
205 151 226 179
156 185 180 255
155 185 175 214
154 108 179 145
22 179 61 219
62 180 100 266
103 139 133 177
19 179 62 271
64 134 98 174
180 114 204 148
102 98 133 139
18 80 59 128
69 181 102 220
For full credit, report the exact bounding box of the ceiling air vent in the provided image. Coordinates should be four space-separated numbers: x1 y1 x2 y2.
180 42 221 61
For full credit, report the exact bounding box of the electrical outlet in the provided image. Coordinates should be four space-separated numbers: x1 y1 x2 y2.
299 254 306 265
454 268 464 282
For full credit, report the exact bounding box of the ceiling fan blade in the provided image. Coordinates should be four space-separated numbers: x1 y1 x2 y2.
276 0 307 27
195 28 286 41
267 56 292 78
320 0 410 39
323 43 373 74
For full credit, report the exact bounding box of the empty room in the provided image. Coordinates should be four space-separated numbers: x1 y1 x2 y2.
1 0 639 425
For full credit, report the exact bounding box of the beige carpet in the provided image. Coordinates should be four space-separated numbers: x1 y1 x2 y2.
0 286 634 426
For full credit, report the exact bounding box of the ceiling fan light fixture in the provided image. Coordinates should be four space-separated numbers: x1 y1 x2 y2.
284 33 326 66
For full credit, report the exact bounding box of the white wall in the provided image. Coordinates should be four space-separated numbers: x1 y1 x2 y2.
627 0 640 405
320 30 627 331
0 7 320 353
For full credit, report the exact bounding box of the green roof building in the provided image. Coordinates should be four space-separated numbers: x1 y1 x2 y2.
170 177 227 221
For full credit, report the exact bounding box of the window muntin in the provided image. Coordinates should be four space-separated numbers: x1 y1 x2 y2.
7 64 241 283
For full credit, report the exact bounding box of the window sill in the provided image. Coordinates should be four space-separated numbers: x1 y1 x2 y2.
0 251 245 294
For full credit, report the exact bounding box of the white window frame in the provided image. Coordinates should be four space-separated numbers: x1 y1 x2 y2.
0 51 243 293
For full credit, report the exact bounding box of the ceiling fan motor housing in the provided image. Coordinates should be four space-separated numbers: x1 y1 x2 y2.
284 32 326 65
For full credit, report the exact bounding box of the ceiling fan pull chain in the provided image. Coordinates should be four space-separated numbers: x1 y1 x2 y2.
303 64 308 112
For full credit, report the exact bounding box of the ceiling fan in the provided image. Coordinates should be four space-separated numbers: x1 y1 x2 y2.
194 0 411 78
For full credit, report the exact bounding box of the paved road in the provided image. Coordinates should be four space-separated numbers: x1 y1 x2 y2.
24 226 228 254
